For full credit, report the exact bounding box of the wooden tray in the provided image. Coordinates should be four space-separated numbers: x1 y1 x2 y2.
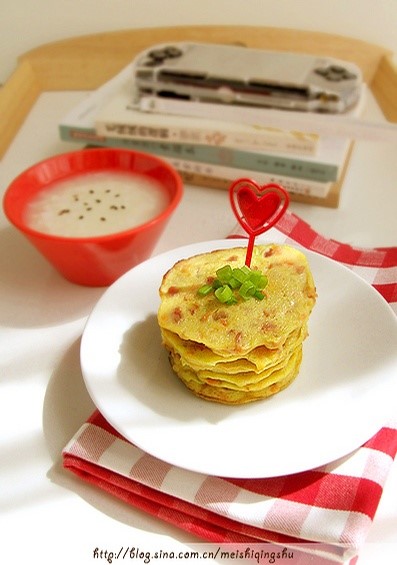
1 26 396 206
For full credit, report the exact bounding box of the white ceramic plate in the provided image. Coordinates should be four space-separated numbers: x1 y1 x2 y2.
80 239 397 478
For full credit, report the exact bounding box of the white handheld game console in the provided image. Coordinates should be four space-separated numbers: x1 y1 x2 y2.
132 42 362 114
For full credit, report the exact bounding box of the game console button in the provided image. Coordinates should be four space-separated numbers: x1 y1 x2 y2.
164 46 183 58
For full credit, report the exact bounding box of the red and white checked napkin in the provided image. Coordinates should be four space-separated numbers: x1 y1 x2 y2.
63 212 397 564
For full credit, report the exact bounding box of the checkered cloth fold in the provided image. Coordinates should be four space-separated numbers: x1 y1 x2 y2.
63 212 397 564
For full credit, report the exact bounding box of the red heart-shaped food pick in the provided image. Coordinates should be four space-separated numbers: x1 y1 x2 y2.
229 178 289 236
229 178 289 266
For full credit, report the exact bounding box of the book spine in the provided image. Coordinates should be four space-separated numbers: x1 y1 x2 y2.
61 126 339 182
59 125 108 144
166 158 332 198
95 118 319 157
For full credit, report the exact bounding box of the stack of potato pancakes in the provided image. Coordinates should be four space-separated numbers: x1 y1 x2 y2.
157 244 317 405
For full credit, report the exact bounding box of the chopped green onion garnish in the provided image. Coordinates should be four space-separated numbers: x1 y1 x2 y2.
215 285 234 303
232 267 250 284
254 290 265 300
249 271 268 289
239 280 256 299
197 263 268 304
216 265 233 283
197 284 213 296
228 276 241 289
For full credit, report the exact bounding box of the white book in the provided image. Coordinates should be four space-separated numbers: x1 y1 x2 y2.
139 83 397 143
165 158 333 198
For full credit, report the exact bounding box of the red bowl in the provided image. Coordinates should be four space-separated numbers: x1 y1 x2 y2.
3 148 183 286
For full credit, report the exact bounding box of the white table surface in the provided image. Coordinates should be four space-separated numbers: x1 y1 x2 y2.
1 90 396 565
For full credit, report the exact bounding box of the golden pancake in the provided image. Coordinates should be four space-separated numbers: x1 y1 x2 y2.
158 244 316 355
157 243 316 405
169 346 303 405
160 323 308 374
168 344 301 389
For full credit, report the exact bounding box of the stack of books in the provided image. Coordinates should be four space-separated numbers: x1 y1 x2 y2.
59 63 364 208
